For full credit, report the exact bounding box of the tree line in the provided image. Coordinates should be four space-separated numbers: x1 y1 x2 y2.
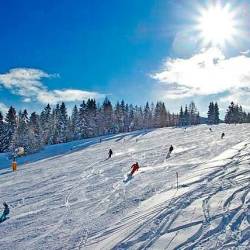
224 102 250 124
0 98 249 155
0 98 181 154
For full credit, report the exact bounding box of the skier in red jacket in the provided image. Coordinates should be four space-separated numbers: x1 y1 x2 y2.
130 162 139 176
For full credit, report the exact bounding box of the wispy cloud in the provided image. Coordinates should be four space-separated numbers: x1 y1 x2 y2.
0 102 8 114
36 89 103 104
151 48 250 108
0 68 104 104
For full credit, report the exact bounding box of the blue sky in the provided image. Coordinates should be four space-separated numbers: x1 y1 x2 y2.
1 0 250 116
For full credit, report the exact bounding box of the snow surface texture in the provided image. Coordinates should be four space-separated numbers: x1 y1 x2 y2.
0 124 250 250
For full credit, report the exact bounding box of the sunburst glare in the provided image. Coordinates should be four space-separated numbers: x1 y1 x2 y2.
196 3 240 47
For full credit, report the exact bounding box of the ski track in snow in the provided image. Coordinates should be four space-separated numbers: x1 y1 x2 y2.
0 124 250 249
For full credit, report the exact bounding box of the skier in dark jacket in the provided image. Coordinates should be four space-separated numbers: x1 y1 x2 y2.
166 145 174 158
108 149 113 159
0 202 9 222
221 132 225 139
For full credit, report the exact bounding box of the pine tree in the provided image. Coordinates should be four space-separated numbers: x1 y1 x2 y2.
114 102 121 133
4 106 17 151
143 102 151 129
128 104 135 131
86 99 98 136
154 102 161 128
124 103 130 132
51 104 61 143
70 105 80 140
179 106 184 126
207 102 214 124
11 109 34 154
189 101 198 125
225 102 236 124
214 102 220 124
184 105 189 126
40 104 52 144
160 102 167 127
0 111 7 152
29 112 43 152
102 97 113 134
79 101 88 138
57 102 69 142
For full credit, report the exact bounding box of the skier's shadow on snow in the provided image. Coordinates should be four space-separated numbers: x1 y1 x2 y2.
0 170 12 176
115 129 154 142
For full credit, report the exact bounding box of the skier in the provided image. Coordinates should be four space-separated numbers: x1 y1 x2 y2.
209 128 212 132
221 132 225 139
0 202 9 222
129 162 140 176
108 149 113 159
166 145 174 158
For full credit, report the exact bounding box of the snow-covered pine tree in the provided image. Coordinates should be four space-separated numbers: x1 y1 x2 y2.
29 112 43 152
86 99 98 137
214 102 220 124
124 103 130 132
4 106 17 151
102 97 113 134
189 101 198 125
207 102 215 124
160 102 167 127
114 102 121 133
224 102 246 124
70 105 81 140
225 102 236 124
128 104 135 131
121 100 127 132
11 109 35 154
95 104 104 136
179 106 185 126
184 105 189 126
51 104 61 144
79 101 88 138
57 102 69 143
154 102 161 128
133 105 143 130
40 104 52 144
0 111 7 152
143 102 151 129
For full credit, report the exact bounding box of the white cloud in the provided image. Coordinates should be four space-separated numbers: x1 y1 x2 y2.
0 102 8 114
36 89 103 104
152 47 250 100
0 68 104 104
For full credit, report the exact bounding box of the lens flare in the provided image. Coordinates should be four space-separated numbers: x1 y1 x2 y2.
196 3 240 47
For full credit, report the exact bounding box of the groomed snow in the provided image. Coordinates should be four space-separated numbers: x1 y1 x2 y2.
0 124 249 249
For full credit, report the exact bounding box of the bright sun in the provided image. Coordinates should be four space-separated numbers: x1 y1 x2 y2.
197 4 238 47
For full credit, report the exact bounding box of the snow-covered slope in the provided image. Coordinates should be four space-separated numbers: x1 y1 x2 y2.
0 124 249 250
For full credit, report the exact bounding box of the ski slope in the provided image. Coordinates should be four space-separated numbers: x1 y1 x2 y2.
0 124 250 250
